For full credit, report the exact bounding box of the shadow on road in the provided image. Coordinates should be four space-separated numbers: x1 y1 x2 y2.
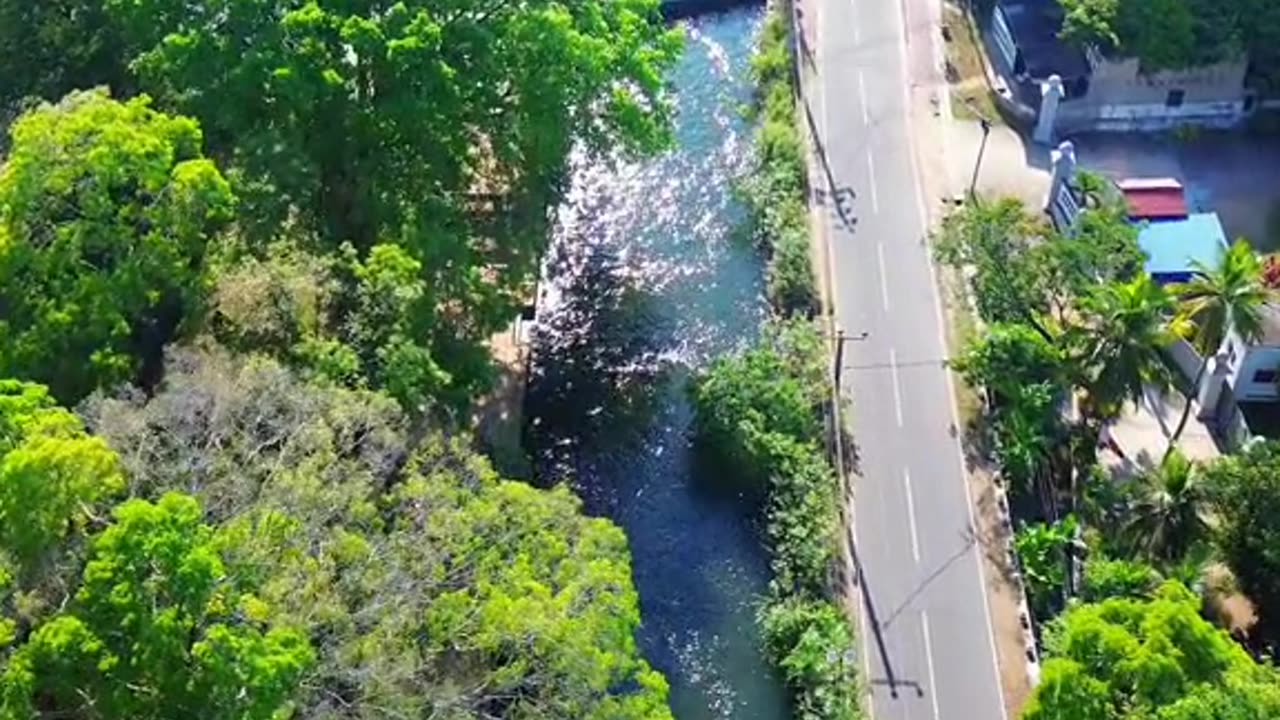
849 535 924 699
800 93 859 233
880 526 978 630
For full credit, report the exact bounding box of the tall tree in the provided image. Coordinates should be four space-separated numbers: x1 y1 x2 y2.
1073 274 1178 422
1166 239 1271 455
0 90 234 402
1124 449 1212 563
83 349 676 718
102 0 683 405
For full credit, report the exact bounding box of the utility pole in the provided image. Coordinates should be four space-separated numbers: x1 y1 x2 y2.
832 329 870 391
969 116 992 200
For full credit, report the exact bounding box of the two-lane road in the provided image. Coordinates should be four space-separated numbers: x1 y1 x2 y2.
803 0 1009 718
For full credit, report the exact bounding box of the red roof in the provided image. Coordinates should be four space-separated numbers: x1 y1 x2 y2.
1122 186 1188 220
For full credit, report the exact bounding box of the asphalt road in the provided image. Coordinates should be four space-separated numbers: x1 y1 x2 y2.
801 0 1010 718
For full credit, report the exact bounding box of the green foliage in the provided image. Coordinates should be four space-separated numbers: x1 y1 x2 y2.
1 492 314 719
1025 581 1280 720
1172 239 1270 355
1057 0 1245 71
954 322 1065 402
1201 440 1280 642
0 90 234 402
1073 274 1178 420
760 598 860 720
692 317 861 718
692 330 823 488
936 198 1050 325
1124 449 1212 563
82 350 673 718
744 7 817 318
93 0 682 405
1015 515 1078 618
0 0 129 107
1081 556 1162 601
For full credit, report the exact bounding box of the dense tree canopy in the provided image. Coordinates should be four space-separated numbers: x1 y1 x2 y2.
79 349 673 718
0 90 234 402
1 0 683 409
1024 581 1280 720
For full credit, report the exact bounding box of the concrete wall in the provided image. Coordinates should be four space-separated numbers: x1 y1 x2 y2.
1056 55 1250 133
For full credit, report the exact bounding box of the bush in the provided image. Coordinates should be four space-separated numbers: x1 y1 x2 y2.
760 597 861 720
691 317 861 718
744 4 817 319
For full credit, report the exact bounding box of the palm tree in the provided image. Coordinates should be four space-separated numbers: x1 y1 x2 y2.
1124 449 1212 563
1166 240 1271 456
1075 274 1178 423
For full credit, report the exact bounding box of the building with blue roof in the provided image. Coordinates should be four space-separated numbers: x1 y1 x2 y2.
1136 213 1229 284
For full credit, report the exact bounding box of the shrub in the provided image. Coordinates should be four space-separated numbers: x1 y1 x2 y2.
760 597 861 720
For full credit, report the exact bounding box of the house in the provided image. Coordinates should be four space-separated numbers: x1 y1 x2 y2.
1044 143 1270 446
1046 144 1227 284
989 0 1254 136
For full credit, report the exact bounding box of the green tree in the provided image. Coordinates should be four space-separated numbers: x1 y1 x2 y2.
85 349 675 718
0 492 314 719
691 322 825 488
760 598 859 720
1166 239 1271 455
1081 556 1162 601
935 198 1057 335
1201 440 1280 643
1124 449 1212 563
0 0 130 108
953 323 1065 402
0 90 234 402
1073 274 1177 421
101 0 682 404
1025 580 1280 719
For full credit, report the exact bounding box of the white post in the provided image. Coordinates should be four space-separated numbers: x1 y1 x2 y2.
1034 75 1065 145
1045 140 1077 226
1196 350 1232 421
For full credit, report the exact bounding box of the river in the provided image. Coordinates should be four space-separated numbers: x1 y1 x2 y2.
524 6 790 720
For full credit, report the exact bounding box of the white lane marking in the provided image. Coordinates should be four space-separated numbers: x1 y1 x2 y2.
877 242 890 311
922 611 943 720
867 149 880 214
891 0 1010 714
858 69 870 126
890 348 904 427
905 469 921 563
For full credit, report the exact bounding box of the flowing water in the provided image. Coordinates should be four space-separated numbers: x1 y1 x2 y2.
524 6 790 720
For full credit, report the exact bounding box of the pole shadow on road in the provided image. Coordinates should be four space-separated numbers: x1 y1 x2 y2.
800 94 859 233
848 535 924 700
879 528 978 630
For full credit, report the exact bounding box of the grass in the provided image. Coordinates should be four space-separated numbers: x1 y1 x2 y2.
942 3 1002 125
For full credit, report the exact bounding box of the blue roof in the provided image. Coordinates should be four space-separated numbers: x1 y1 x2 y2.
1137 213 1228 278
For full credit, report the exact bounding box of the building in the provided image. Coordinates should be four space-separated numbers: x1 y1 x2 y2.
989 0 1254 136
1044 144 1272 446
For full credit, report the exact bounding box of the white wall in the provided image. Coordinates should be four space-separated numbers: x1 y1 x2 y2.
1232 344 1280 401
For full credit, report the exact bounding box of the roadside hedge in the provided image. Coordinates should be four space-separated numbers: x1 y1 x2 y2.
691 320 862 720
744 5 818 319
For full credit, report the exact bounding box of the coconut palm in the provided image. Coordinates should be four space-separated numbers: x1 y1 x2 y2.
1075 274 1179 423
1124 449 1212 563
1165 240 1271 457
